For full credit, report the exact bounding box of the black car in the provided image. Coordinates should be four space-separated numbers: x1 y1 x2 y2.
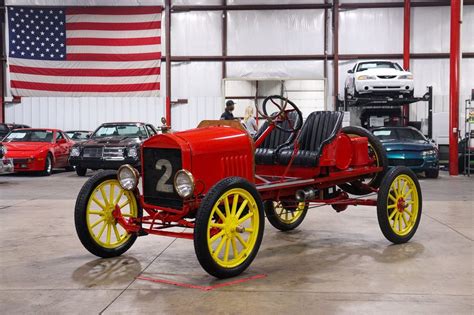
65 130 92 143
68 122 158 176
0 123 30 140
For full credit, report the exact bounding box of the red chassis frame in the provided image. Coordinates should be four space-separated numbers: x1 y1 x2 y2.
112 120 381 240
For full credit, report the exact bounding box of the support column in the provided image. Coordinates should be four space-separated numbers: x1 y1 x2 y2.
332 0 339 109
402 0 411 126
449 0 461 175
1 2 5 123
165 0 172 126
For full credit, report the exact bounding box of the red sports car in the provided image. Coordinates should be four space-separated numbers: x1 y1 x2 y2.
2 128 74 175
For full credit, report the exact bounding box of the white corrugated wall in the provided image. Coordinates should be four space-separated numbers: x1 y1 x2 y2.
4 2 474 134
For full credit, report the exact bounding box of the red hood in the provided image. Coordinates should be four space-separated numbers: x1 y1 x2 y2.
2 142 51 154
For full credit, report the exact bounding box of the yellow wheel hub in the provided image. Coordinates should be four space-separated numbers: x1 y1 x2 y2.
86 179 138 249
206 188 259 268
274 201 306 224
387 174 419 236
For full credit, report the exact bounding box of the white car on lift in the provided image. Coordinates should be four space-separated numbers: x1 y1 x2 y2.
345 60 414 99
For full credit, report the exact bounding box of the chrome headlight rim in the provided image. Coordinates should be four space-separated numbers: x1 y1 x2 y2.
174 169 195 199
70 146 80 157
117 164 139 191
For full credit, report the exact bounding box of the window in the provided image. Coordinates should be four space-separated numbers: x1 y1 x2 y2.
92 124 147 138
396 129 425 141
56 132 64 141
373 129 397 141
4 130 53 143
357 61 402 72
146 125 157 136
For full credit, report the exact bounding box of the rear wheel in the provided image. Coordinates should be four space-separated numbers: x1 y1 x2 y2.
75 170 141 258
264 200 308 231
76 166 87 176
339 126 388 195
377 166 422 244
194 177 264 278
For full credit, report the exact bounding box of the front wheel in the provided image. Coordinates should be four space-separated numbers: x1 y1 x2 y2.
40 154 53 176
377 166 422 244
425 169 439 178
76 166 87 176
194 177 264 278
75 170 141 258
264 200 308 231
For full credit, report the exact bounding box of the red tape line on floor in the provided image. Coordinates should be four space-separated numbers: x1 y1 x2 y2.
137 274 267 291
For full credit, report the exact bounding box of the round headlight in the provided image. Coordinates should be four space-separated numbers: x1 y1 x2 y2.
127 147 138 158
70 147 80 157
174 169 195 198
117 165 139 191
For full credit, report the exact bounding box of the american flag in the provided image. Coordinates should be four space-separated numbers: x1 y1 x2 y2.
7 6 162 96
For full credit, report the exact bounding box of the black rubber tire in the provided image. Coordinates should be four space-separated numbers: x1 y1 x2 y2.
194 177 264 279
339 126 388 195
377 166 422 244
65 166 75 171
264 200 308 231
425 168 439 179
40 154 53 176
74 170 142 258
75 166 87 176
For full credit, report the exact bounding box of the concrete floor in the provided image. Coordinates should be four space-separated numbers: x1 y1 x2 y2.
0 170 472 314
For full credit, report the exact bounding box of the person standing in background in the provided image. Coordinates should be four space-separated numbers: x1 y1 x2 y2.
243 106 258 136
220 100 235 120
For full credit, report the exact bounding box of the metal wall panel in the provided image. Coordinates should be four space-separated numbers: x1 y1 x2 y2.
5 97 165 131
171 97 223 131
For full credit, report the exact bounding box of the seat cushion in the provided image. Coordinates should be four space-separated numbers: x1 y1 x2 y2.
254 111 301 165
277 111 344 167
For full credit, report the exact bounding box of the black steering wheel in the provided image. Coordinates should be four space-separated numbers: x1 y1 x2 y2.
257 95 303 133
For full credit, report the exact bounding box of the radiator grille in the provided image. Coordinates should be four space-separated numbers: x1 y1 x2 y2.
377 75 397 79
83 147 103 158
389 158 424 167
103 147 125 160
143 148 182 209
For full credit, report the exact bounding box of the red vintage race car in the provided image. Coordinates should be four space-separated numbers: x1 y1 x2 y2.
74 96 422 278
2 128 74 175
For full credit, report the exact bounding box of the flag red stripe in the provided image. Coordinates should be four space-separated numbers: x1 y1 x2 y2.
66 21 161 31
66 7 162 15
9 65 160 77
11 80 160 92
67 52 161 61
66 37 161 46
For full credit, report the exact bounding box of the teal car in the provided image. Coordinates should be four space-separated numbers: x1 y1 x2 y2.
372 127 439 178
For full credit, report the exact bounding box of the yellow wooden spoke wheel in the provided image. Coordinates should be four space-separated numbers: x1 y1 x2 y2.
377 166 422 244
194 177 264 279
75 171 141 258
264 200 308 231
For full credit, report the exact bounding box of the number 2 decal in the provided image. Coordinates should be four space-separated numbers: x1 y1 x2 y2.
155 159 173 193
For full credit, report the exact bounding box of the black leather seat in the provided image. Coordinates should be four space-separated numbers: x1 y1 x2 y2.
277 111 344 167
254 111 301 165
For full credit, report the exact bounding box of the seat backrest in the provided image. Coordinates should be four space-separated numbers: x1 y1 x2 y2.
254 111 301 150
298 111 344 153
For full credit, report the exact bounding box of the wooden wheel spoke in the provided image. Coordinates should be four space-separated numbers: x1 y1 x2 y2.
99 187 109 206
214 206 226 222
109 183 115 205
231 193 239 216
88 210 104 216
113 224 121 241
388 192 397 203
388 209 398 220
106 223 112 244
90 217 105 229
119 200 130 209
238 212 253 224
209 230 225 244
235 233 248 249
91 196 106 210
392 213 399 229
97 221 107 239
223 238 231 262
114 190 124 206
224 196 231 217
235 199 248 219
401 212 409 228
213 235 227 258
387 204 397 209
403 188 413 199
210 223 225 229
231 237 239 259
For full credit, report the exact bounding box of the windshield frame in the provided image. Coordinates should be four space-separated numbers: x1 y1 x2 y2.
373 128 427 142
357 61 403 72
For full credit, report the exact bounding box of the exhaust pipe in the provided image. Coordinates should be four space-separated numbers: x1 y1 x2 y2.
295 188 316 202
